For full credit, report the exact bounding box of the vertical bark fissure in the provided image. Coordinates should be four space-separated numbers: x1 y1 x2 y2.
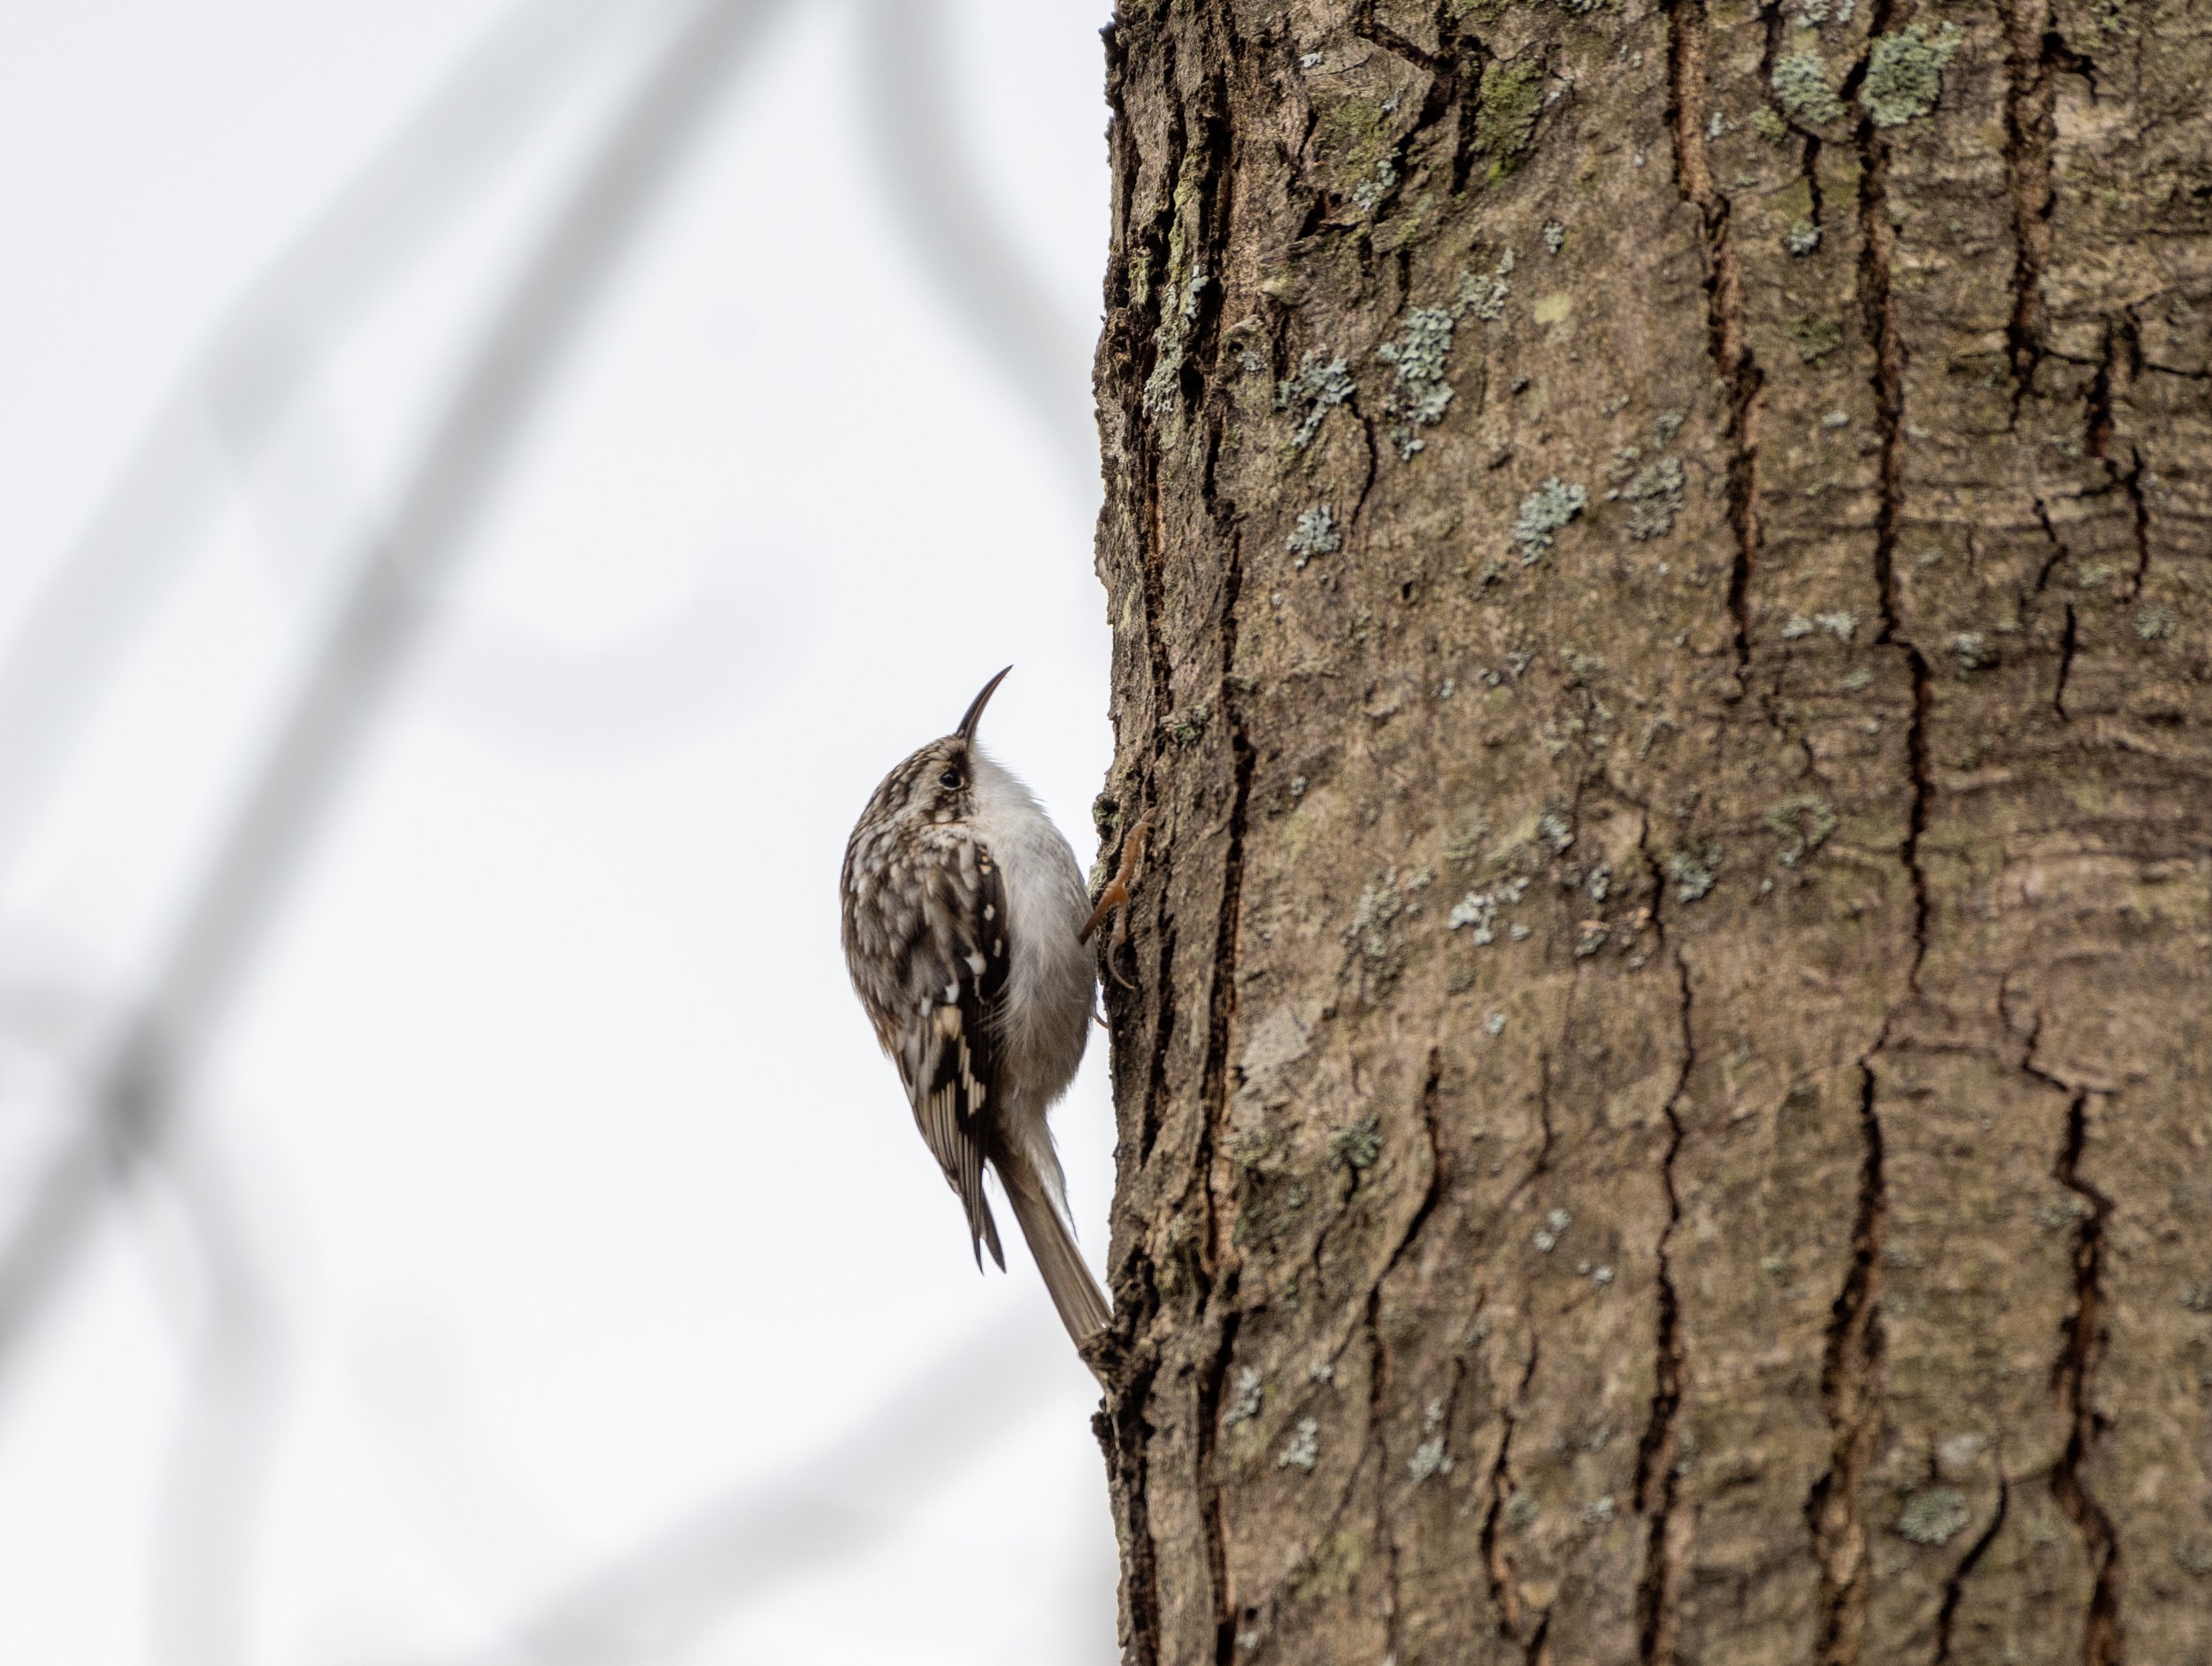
2054 603 2078 721
1479 1340 1543 1642
1365 1284 1404 1665
1807 1057 1889 1666
1375 1048 1449 1289
2001 0 2058 417
1816 70 1920 1652
1106 1359 1166 1666
1632 882 1694 1666
1447 27 1500 198
1185 42 1248 1633
2050 1090 2125 1666
1191 101 1252 1666
1664 0 1763 682
1525 1608 1555 1666
1191 1301 1243 1666
1854 15 1933 995
1932 1469 2009 1666
2085 315 2153 600
1138 907 1181 1168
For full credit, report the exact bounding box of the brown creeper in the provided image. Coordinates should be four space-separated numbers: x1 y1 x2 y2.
840 667 1111 1355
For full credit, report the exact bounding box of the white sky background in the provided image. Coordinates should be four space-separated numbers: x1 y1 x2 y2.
0 2 1122 1661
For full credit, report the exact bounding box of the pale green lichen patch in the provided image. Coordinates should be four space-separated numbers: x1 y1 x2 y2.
1897 1486 1972 1546
1752 105 1792 143
1288 504 1342 564
1613 456 1686 540
1379 306 1460 458
1278 1417 1320 1471
1786 221 1821 256
1349 867 1425 987
1667 841 1723 902
1448 874 1530 944
1764 794 1839 864
1456 250 1516 322
2136 602 2177 640
1311 93 1397 204
1351 157 1399 213
1787 314 1844 363
1224 1366 1264 1427
1773 52 1846 125
1860 23 1966 127
1141 269 1210 414
1171 700 1213 747
1512 478 1588 564
1279 350 1356 449
1329 1113 1383 1171
1953 632 1999 672
1408 1398 1454 1480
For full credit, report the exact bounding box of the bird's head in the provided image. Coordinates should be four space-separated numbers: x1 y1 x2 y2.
873 665 1010 829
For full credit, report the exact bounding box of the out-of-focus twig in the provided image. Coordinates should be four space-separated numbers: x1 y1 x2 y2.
0 0 672 877
397 1313 1076 1666
854 0 1096 484
134 1128 288 1666
0 0 793 1385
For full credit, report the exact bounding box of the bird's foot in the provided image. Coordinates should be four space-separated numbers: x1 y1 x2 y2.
1080 810 1154 989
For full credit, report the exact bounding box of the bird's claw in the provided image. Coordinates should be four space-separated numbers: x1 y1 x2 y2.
1081 810 1154 990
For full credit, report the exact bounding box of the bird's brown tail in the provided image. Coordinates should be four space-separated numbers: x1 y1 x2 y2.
994 1132 1110 1368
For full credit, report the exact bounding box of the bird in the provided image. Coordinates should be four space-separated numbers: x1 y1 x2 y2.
840 666 1119 1360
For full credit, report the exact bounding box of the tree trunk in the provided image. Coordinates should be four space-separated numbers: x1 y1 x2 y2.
1086 2 2212 1662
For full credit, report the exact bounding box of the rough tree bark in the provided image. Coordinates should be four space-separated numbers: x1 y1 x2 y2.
1085 2 2212 1662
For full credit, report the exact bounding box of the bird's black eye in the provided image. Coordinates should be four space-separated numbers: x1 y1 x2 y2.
939 768 962 789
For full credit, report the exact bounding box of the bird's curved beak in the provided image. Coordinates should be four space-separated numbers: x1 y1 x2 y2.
956 665 1013 742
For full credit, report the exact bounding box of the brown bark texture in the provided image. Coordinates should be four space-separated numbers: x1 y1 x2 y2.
1085 1 2212 1662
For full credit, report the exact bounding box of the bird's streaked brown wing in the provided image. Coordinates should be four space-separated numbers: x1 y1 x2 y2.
901 833 1010 1268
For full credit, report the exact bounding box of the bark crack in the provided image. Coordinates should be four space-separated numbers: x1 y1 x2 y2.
1932 1467 2009 1666
1192 1300 1244 1666
2050 1090 2125 1666
1665 0 1763 684
1138 907 1180 1167
1480 1339 1542 1642
1806 1056 1890 1666
2085 316 2153 599
1379 1049 1449 1286
1102 1355 1165 1666
1853 1 1932 995
1632 851 1693 1666
1188 42 1249 1656
2054 603 2078 722
2001 0 2059 418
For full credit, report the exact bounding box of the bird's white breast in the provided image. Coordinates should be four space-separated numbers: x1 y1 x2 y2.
967 750 1094 1120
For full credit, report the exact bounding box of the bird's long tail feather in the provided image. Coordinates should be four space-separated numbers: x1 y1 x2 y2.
994 1130 1110 1367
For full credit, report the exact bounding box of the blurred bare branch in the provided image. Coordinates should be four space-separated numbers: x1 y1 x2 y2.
855 0 1096 483
135 1131 289 1666
401 1314 1074 1666
0 0 674 875
0 0 793 1383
